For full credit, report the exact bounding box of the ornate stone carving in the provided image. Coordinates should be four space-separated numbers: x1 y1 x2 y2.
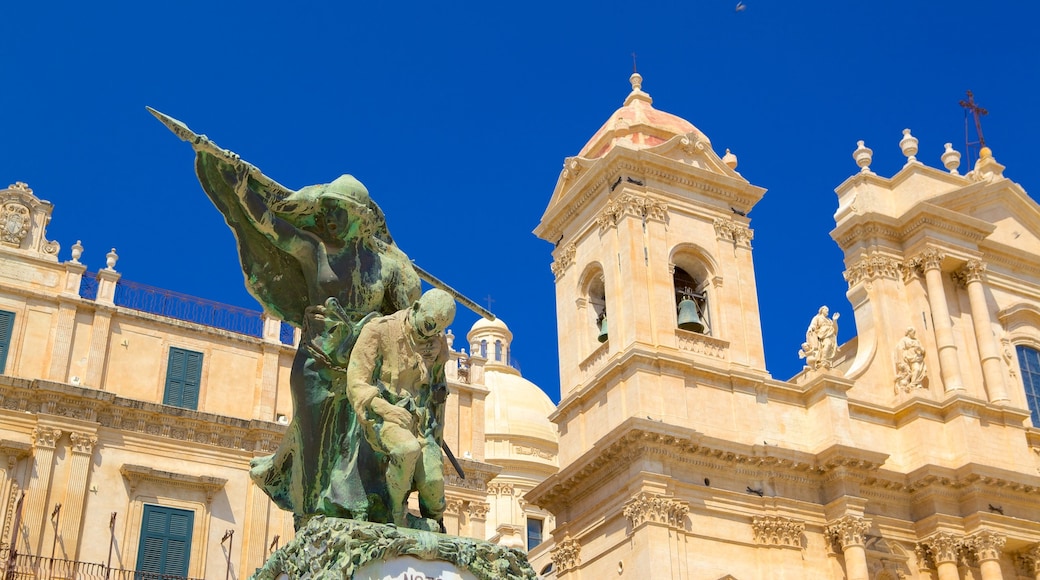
561 158 584 182
907 248 944 274
713 218 753 248
895 327 927 392
825 515 870 550
751 516 805 547
676 332 728 359
550 534 581 573
69 432 98 455
487 482 514 496
1016 544 1040 575
596 193 667 231
550 243 576 281
30 426 61 449
952 259 986 287
917 531 962 567
799 306 840 371
0 202 30 247
622 492 688 530
843 254 902 286
964 529 1005 562
467 501 490 520
444 499 463 515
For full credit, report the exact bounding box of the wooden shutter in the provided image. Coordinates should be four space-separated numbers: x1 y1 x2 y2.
136 504 194 577
0 310 13 375
163 347 203 410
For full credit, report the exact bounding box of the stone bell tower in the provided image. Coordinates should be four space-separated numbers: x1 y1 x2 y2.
532 73 768 465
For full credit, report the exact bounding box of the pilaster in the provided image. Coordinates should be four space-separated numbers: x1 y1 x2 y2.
57 430 98 559
85 309 112 388
24 425 61 554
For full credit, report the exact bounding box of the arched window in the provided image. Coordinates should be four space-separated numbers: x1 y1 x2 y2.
1016 345 1040 425
494 340 502 362
674 266 710 335
480 339 487 359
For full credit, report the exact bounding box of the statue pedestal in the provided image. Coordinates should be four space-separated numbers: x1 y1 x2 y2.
250 516 536 580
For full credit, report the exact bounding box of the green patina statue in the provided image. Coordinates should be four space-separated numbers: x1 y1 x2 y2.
148 108 453 531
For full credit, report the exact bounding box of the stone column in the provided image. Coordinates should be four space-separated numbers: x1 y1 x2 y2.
826 515 870 580
958 261 1009 403
57 431 97 560
921 532 962 580
1018 544 1040 580
966 530 1006 580
24 426 62 554
47 300 79 382
242 472 273 573
915 249 964 391
255 316 282 421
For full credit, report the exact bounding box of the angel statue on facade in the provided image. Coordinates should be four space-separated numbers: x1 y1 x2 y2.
148 108 482 531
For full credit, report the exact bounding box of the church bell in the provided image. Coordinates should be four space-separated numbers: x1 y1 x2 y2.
597 314 609 343
677 298 705 333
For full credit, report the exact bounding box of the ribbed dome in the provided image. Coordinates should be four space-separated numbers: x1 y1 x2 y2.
577 73 709 160
484 370 558 444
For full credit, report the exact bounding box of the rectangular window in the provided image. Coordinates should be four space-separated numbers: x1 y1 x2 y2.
164 347 203 410
527 516 544 551
1017 345 1040 426
136 504 194 578
0 310 13 375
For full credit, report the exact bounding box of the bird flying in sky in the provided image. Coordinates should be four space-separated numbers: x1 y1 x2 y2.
736 1 747 12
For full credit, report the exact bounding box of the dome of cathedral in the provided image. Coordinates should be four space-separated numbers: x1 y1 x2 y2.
467 317 558 448
577 73 710 159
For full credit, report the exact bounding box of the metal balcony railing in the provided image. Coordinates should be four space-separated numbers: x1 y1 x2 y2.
0 549 204 580
80 272 294 346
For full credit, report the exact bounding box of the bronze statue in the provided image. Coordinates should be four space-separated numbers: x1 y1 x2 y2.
148 108 465 530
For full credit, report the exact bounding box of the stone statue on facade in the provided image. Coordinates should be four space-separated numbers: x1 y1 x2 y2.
150 108 536 579
799 306 840 370
895 327 927 392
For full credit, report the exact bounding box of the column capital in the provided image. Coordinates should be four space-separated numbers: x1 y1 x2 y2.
952 259 987 287
825 515 870 549
1017 543 1040 575
622 491 689 531
909 247 945 272
752 515 805 548
31 426 62 449
550 534 581 574
919 531 963 566
964 529 1006 562
69 432 98 455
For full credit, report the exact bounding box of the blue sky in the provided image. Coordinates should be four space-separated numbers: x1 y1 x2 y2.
3 1 1038 402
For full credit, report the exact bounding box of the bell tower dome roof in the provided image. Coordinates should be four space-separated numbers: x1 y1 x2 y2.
577 73 710 159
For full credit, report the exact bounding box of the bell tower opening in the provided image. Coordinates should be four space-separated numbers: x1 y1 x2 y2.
673 265 710 335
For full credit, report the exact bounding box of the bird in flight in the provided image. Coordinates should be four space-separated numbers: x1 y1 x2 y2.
736 1 747 11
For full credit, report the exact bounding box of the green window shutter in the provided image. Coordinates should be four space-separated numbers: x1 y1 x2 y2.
0 310 13 375
164 347 203 410
136 504 194 577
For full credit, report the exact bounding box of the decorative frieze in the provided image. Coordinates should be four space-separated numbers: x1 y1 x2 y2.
713 218 753 248
826 515 870 549
843 254 902 286
751 516 805 548
676 331 728 359
596 193 668 231
550 534 581 574
622 491 688 530
550 243 576 281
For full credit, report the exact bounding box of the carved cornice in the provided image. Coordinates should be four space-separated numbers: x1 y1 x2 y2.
622 492 688 531
751 516 805 548
918 531 963 566
31 426 61 449
120 464 226 503
68 432 97 455
713 218 753 248
964 529 1006 562
550 534 581 573
596 193 668 231
843 254 902 286
826 515 871 550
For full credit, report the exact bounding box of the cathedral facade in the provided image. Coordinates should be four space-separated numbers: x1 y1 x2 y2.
528 74 1040 579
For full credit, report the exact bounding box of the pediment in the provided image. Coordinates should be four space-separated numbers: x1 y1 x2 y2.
928 180 1040 257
